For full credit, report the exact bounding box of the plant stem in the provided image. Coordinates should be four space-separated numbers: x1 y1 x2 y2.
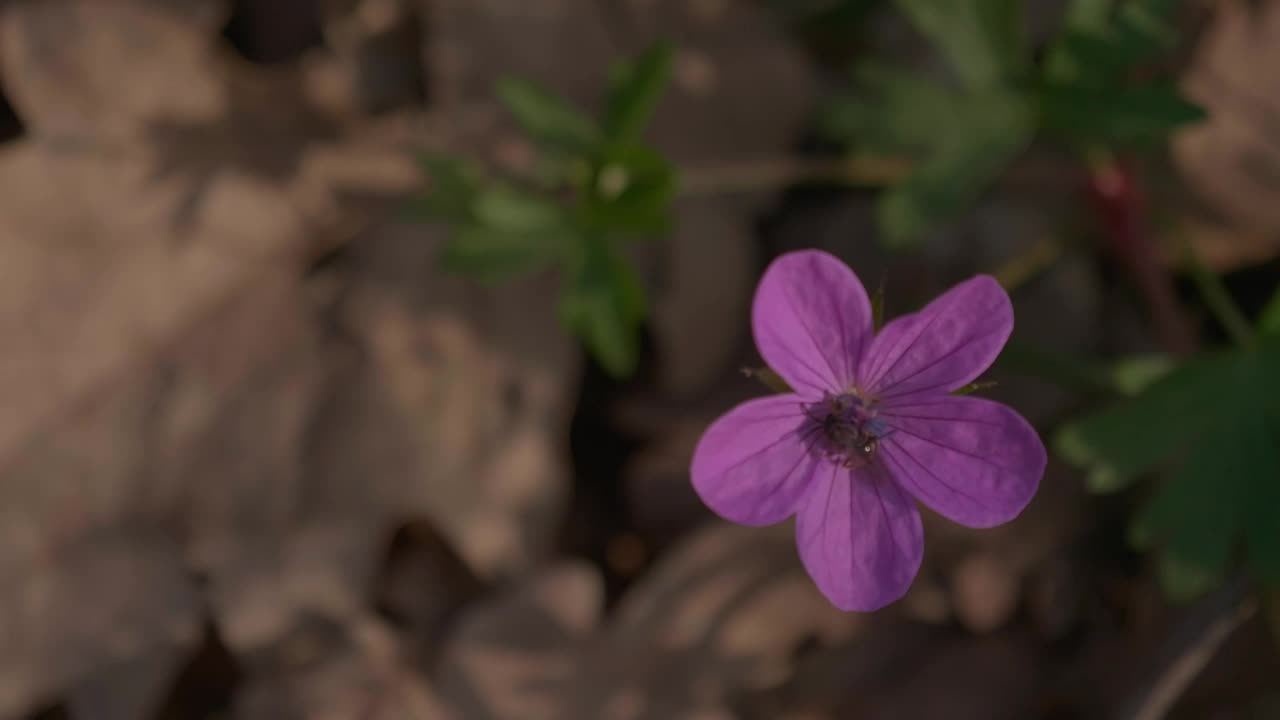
1125 576 1256 720
1184 243 1256 349
992 235 1063 292
678 155 912 196
677 154 1070 197
1084 152 1198 355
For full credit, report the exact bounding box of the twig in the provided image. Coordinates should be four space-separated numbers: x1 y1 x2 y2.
679 155 912 196
993 235 1064 292
1122 577 1257 720
677 154 1073 197
1183 242 1257 349
1085 153 1198 355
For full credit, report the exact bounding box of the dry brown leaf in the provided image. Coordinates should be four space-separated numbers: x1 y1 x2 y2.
0 3 573 716
325 220 577 578
0 0 227 142
1174 0 1280 270
437 524 863 720
0 533 202 718
234 614 453 720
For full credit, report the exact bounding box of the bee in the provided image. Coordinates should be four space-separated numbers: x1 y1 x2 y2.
803 393 882 468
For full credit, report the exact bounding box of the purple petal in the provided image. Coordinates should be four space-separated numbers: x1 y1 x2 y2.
858 275 1011 398
690 394 823 526
878 395 1045 528
752 250 873 397
794 462 923 611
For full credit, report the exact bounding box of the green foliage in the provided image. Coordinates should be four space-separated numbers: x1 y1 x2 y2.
495 77 600 152
1056 333 1280 598
894 0 1028 89
825 0 1203 247
1038 82 1205 147
1260 284 1280 337
603 43 673 144
877 91 1033 246
408 44 675 377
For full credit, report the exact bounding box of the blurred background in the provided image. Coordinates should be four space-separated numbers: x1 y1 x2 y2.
1 0 1279 718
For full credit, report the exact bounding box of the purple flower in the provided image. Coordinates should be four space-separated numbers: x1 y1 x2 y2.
690 250 1046 611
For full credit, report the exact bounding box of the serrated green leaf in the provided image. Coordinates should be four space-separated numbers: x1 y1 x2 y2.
603 43 672 144
1063 336 1280 600
1117 0 1181 45
559 236 646 377
472 185 565 233
823 67 965 152
894 0 1028 89
878 92 1033 246
496 77 601 151
1039 81 1205 146
439 225 564 280
1055 351 1233 493
1047 31 1145 85
1259 284 1280 336
1130 420 1244 571
1047 0 1184 85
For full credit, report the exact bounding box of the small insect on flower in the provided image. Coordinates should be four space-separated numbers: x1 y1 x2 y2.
690 250 1046 611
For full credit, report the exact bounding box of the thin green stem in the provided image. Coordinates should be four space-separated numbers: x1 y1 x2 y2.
1185 244 1256 349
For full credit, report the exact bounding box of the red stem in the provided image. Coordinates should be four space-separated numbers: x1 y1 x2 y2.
1085 158 1197 355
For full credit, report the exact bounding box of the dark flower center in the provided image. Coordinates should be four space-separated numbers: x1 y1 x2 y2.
803 392 889 469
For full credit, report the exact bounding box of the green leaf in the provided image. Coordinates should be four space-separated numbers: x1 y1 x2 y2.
1038 82 1206 146
1130 420 1244 568
1110 353 1176 396
1242 411 1280 584
1060 337 1280 600
742 366 794 394
496 77 601 151
823 67 965 152
1259 284 1280 336
472 185 565 233
559 236 647 377
440 225 564 281
1061 0 1112 35
1054 351 1234 493
893 0 1028 89
1046 0 1183 85
407 154 484 221
1156 552 1223 603
603 43 673 144
587 144 677 237
878 91 1033 246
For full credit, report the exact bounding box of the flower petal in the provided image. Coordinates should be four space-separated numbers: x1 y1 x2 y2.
690 394 824 526
794 462 923 611
752 250 873 397
878 395 1045 528
858 275 1011 398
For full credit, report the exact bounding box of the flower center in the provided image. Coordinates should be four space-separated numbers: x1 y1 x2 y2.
803 392 889 469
